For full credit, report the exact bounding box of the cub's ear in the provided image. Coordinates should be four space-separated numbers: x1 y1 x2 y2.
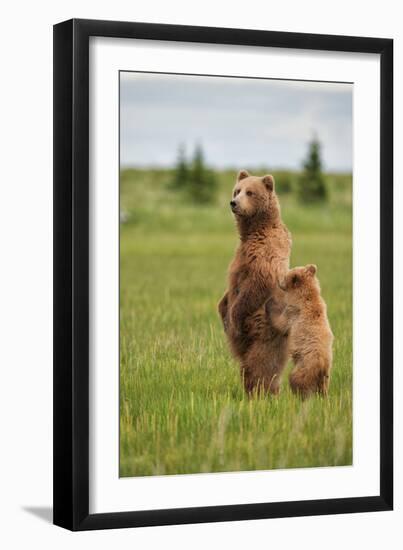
306 264 317 276
262 174 275 192
237 169 249 181
291 273 301 288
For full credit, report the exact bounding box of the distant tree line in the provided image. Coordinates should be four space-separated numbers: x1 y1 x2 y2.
170 138 328 205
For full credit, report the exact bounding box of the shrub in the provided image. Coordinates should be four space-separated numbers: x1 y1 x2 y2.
274 172 294 194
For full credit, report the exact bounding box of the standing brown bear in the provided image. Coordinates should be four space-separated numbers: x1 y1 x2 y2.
218 170 292 395
266 264 334 397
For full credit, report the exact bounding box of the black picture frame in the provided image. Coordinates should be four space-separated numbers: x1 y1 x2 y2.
53 18 393 531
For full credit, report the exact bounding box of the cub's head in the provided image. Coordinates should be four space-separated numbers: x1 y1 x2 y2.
230 170 280 221
279 264 319 300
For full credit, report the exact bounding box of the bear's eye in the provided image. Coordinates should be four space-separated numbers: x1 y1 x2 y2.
233 189 240 197
246 191 253 196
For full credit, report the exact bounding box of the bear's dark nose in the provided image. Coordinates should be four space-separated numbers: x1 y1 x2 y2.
230 200 236 209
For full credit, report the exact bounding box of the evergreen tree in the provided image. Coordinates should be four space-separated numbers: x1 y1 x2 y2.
297 138 327 203
170 144 189 189
187 144 217 204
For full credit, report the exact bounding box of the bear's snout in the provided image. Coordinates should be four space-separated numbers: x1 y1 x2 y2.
230 200 237 209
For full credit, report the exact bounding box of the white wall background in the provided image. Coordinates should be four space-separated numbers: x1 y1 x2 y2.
0 1 400 547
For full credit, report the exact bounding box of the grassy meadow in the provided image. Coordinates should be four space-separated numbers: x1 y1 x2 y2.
119 168 353 477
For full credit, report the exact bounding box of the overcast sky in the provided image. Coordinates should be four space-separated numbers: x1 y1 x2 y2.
120 72 352 172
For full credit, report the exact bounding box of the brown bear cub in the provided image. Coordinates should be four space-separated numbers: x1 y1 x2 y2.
218 170 292 395
266 265 333 398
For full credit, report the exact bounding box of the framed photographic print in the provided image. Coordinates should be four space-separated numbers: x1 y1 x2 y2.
53 19 393 530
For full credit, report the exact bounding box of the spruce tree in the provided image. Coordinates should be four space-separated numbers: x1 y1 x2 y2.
297 139 327 203
170 144 188 189
188 144 217 204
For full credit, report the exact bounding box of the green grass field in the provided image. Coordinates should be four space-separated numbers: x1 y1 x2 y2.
119 168 352 477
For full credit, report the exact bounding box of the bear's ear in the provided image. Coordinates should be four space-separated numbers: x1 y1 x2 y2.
305 264 317 276
262 174 275 192
237 169 249 181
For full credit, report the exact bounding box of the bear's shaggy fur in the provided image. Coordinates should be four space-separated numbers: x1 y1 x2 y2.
218 170 292 395
267 264 334 398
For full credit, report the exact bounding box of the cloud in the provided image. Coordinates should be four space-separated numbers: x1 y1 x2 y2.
120 72 352 171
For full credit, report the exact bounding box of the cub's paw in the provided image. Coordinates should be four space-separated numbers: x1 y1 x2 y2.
265 297 282 317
